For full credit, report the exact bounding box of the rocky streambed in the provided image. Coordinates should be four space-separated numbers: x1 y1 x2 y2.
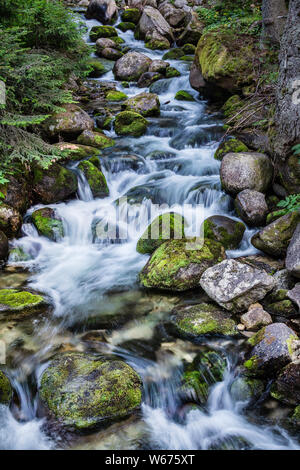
0 0 299 450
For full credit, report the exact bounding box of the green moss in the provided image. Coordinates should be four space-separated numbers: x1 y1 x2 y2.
222 95 244 118
230 377 265 402
292 406 300 421
268 300 295 317
121 8 140 24
175 90 195 101
0 371 12 405
0 289 44 311
114 111 149 137
180 55 195 61
165 67 181 78
162 48 184 60
106 90 128 102
111 36 125 45
243 355 259 372
117 22 135 32
77 131 115 149
136 213 185 254
214 138 248 161
32 209 64 241
146 38 170 50
9 247 31 262
203 217 245 250
78 160 109 198
90 25 118 41
57 143 100 161
87 60 107 78
247 328 266 347
182 44 196 54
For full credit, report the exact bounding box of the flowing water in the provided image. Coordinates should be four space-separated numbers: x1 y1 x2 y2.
0 12 299 450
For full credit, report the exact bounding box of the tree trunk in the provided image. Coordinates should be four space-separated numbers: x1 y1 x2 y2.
261 0 288 45
275 0 300 159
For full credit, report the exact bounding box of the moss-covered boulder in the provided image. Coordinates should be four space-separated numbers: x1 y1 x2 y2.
137 71 163 87
139 238 225 291
89 25 118 41
214 138 248 161
181 350 227 403
165 67 181 78
251 211 300 257
243 323 298 378
55 143 100 161
271 362 300 406
203 215 245 250
39 352 142 430
0 288 46 321
171 303 237 338
0 371 13 405
77 130 115 149
33 163 77 205
44 104 94 139
85 0 118 25
230 377 265 403
78 160 109 198
32 208 64 241
87 59 107 78
117 21 135 32
106 90 127 102
136 213 185 254
162 48 184 60
121 8 140 24
0 202 22 237
193 29 257 93
113 52 152 82
174 90 195 101
114 111 149 137
124 92 160 117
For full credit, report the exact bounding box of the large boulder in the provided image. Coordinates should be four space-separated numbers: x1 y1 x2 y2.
124 92 160 117
158 1 188 28
220 153 273 195
114 111 149 137
89 25 118 41
136 212 185 254
0 169 31 213
77 130 115 149
32 208 64 241
139 238 225 292
0 288 47 321
39 352 142 430
271 362 300 405
235 190 268 227
214 138 248 161
113 52 152 81
0 371 12 405
55 143 100 161
203 215 245 250
171 303 237 338
286 223 300 278
137 6 174 43
200 259 275 313
137 71 163 87
85 0 118 24
121 8 141 24
177 12 204 46
251 211 300 257
77 160 109 198
44 104 94 139
244 323 298 377
0 202 22 237
33 163 77 204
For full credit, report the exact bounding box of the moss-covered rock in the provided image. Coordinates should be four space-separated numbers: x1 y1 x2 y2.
230 377 265 403
182 44 196 55
136 213 185 254
203 215 245 250
171 303 237 338
0 203 22 237
87 59 107 78
44 104 94 139
90 25 118 41
139 238 225 291
114 111 149 137
39 352 142 430
33 163 77 205
124 92 160 117
32 208 64 241
106 90 128 102
162 48 184 60
0 230 8 263
0 371 12 405
121 8 141 24
175 90 195 101
55 143 100 161
0 288 46 320
117 22 135 32
77 130 115 149
214 138 248 161
165 67 181 78
8 247 31 263
270 362 300 406
278 155 300 195
78 160 109 198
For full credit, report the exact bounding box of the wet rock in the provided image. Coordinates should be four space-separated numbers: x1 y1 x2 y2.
235 190 268 227
33 163 77 204
77 130 115 149
0 371 13 405
0 203 22 237
39 352 142 430
114 111 149 137
139 238 225 291
145 30 170 50
0 288 47 321
162 48 184 60
96 37 120 51
85 0 118 24
113 51 152 81
137 71 163 87
244 323 298 377
189 62 205 91
106 90 127 102
78 160 109 198
137 6 174 44
148 60 169 74
240 303 272 331
89 25 118 41
124 92 160 117
171 303 237 338
44 104 94 140
55 143 100 161
121 7 141 24
117 21 135 32
200 259 275 313
31 208 64 241
220 152 273 195
100 47 123 60
136 212 185 254
287 284 300 312
230 377 265 403
87 59 107 78
174 90 194 101
0 231 8 263
271 362 300 405
165 67 181 78
251 211 300 257
286 223 300 278
177 12 204 46
214 138 248 161
203 215 245 250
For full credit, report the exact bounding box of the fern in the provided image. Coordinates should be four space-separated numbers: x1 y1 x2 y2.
277 194 300 213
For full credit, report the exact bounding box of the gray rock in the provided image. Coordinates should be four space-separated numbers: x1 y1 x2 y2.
200 259 275 313
220 152 273 195
0 203 22 237
158 1 188 27
113 52 152 81
240 303 272 331
177 11 204 46
273 269 295 292
148 59 169 74
137 71 163 87
138 6 174 43
287 283 300 311
124 92 160 117
235 189 268 226
96 37 119 51
85 0 118 24
189 61 205 91
244 323 298 377
271 362 300 405
286 223 300 278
